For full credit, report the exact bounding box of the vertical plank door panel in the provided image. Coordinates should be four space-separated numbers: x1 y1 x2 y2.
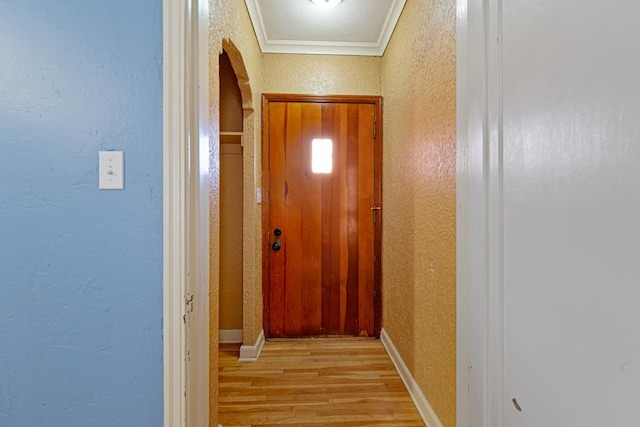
266 97 379 338
282 102 303 336
338 103 350 334
320 103 341 335
357 104 376 335
344 103 361 335
268 102 287 337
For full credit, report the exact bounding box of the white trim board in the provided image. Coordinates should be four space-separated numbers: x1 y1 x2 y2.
458 0 505 425
238 329 265 362
456 0 470 425
162 0 187 424
163 0 210 425
219 329 243 344
380 328 444 427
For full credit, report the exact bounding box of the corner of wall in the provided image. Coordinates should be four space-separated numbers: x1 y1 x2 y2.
379 0 457 425
210 1 265 424
381 328 444 427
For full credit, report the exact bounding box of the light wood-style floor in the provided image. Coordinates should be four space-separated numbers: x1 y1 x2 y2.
218 339 425 427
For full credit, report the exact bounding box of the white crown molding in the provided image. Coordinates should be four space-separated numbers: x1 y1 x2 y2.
245 0 407 56
262 40 383 56
376 0 406 55
244 0 268 52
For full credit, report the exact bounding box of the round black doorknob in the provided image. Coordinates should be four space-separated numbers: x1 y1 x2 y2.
272 240 282 251
274 228 282 236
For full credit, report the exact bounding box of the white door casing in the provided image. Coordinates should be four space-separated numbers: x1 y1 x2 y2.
458 0 505 425
163 0 210 426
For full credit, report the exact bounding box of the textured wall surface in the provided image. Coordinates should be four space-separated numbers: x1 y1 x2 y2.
219 51 244 132
0 0 163 425
381 0 457 426
219 51 244 331
262 54 381 95
220 143 244 330
209 1 264 424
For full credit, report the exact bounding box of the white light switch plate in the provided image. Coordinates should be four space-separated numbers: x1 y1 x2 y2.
99 151 124 190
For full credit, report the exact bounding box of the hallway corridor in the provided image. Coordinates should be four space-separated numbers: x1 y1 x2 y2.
218 340 424 426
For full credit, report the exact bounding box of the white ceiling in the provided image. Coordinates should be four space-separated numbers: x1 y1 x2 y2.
245 0 407 56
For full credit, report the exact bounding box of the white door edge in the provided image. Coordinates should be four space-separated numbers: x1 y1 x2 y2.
163 0 211 426
456 0 470 425
458 0 505 426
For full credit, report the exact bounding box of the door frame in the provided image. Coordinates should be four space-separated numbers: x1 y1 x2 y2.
456 0 504 425
163 0 210 425
163 0 487 423
261 94 384 339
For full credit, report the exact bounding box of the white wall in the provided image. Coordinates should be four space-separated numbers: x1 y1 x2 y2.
463 1 640 426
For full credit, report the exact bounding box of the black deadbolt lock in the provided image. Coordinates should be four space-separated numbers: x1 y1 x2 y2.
273 228 282 237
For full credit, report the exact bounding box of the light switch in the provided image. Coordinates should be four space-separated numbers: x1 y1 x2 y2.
99 151 124 190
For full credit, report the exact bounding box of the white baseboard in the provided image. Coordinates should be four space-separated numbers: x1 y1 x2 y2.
219 329 242 344
238 329 265 362
380 328 444 427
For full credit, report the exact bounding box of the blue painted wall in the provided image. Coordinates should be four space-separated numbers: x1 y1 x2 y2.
0 0 163 425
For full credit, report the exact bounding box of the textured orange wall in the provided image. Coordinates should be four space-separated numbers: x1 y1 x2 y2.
220 141 244 330
219 52 244 331
381 0 457 426
219 52 243 132
262 54 381 95
209 1 264 425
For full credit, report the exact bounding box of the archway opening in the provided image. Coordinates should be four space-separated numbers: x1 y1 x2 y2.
211 38 261 423
218 50 244 345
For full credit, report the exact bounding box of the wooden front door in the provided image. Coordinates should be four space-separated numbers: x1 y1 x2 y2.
262 95 382 338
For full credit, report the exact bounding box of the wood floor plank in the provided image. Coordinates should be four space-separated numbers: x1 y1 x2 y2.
218 340 424 427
